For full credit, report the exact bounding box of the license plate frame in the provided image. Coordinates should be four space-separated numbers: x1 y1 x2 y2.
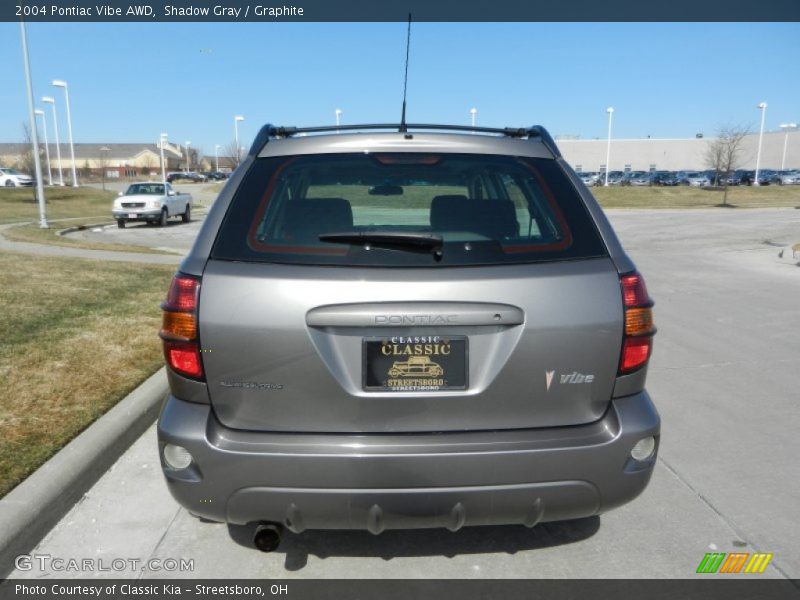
362 336 468 392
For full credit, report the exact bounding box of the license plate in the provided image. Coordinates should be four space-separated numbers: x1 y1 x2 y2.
363 336 467 392
127 213 137 218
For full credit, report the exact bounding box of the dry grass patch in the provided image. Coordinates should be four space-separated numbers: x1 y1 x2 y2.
0 186 116 224
3 223 177 255
0 251 175 497
592 185 800 209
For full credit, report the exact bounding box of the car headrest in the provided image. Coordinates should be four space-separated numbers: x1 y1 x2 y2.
430 196 519 239
281 198 353 243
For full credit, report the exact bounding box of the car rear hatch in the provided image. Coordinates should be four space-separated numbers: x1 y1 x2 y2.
196 149 625 433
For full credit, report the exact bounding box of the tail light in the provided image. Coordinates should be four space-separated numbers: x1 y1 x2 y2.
619 272 656 374
159 273 203 379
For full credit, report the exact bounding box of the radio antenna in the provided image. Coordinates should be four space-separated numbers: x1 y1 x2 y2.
399 13 412 133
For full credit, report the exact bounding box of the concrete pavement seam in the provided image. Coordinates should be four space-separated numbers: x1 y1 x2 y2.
0 368 169 578
658 456 792 580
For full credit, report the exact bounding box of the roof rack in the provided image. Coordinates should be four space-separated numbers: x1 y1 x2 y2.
248 123 561 159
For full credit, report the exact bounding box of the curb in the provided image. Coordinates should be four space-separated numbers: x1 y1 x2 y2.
56 222 116 236
0 367 169 577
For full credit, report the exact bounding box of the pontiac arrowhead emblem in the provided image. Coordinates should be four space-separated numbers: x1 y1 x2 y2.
545 370 555 391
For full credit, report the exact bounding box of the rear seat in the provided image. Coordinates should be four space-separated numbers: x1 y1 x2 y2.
281 198 353 243
430 195 519 239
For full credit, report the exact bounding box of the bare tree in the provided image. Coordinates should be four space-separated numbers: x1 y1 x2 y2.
704 124 749 206
98 147 111 190
224 140 242 168
18 123 37 202
141 153 155 176
18 123 37 177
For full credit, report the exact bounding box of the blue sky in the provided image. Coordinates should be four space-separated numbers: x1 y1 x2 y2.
2 22 799 156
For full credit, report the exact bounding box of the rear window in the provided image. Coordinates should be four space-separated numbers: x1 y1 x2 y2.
211 153 607 267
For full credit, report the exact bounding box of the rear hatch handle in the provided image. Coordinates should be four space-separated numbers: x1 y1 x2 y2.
306 302 524 328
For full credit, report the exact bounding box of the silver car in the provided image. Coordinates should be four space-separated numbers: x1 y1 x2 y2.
157 123 659 552
0 167 34 187
682 172 710 187
772 170 800 185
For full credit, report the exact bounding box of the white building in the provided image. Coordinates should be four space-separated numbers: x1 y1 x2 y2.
556 130 799 172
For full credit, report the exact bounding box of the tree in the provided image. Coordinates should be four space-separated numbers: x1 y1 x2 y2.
189 146 203 172
18 123 36 175
224 140 242 168
18 123 37 203
704 124 749 206
141 153 155 176
98 147 110 190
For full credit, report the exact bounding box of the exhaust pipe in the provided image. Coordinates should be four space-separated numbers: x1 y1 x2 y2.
253 522 283 553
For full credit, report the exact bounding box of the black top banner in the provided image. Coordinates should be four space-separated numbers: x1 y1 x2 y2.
5 0 800 22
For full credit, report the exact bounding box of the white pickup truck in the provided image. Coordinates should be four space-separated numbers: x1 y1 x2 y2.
112 182 193 228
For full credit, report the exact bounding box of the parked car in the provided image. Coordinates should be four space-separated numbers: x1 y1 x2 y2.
772 169 800 185
652 172 680 186
719 171 741 186
112 182 193 228
702 170 732 186
755 169 775 185
0 167 34 187
205 171 229 181
156 122 660 551
602 170 627 185
681 172 711 187
734 170 754 185
624 172 651 186
167 171 207 183
577 171 600 186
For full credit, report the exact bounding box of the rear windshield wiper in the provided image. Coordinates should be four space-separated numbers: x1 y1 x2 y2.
319 231 444 261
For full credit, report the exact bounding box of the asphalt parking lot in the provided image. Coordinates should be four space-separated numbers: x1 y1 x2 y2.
10 207 800 579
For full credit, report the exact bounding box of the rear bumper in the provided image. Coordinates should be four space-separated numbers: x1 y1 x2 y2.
157 391 660 532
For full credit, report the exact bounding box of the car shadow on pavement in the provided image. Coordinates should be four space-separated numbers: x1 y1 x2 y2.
227 517 600 571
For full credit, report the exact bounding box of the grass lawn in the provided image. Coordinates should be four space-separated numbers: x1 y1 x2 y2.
592 185 800 209
0 251 175 498
308 184 800 210
0 186 116 224
206 182 225 195
3 223 176 255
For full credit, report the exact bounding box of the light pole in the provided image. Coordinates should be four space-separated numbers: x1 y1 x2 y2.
604 107 614 187
52 80 78 187
335 108 342 132
754 102 767 186
470 107 477 132
100 146 110 191
215 144 220 171
159 133 168 187
20 22 47 228
185 141 191 172
42 96 63 186
234 115 244 164
34 109 53 185
779 123 797 170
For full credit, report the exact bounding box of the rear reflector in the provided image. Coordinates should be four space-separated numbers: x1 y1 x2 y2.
160 273 204 380
619 271 655 375
163 340 203 379
621 336 652 373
